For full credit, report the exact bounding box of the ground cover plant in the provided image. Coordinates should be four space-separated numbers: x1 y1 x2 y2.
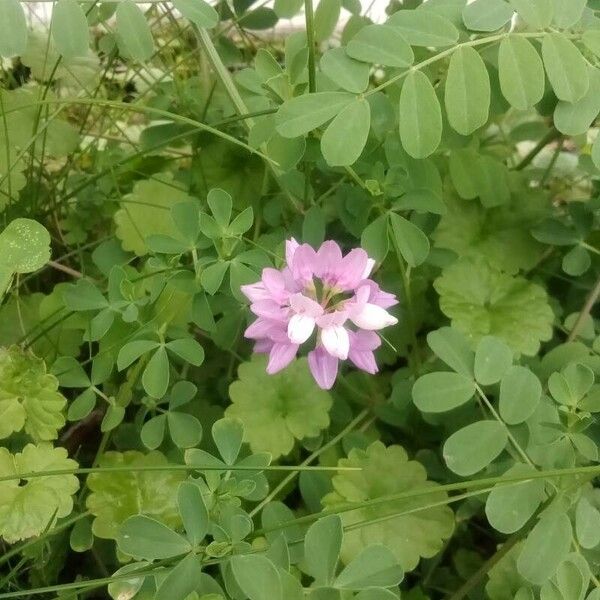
3 0 600 597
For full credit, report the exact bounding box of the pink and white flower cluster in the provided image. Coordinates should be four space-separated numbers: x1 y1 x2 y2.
241 239 398 389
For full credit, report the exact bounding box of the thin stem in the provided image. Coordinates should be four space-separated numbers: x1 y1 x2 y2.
475 384 534 466
305 0 316 94
249 409 370 517
515 126 561 171
567 274 600 342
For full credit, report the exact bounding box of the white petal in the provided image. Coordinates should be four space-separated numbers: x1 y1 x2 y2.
287 314 316 344
350 303 398 330
361 258 376 280
321 325 350 360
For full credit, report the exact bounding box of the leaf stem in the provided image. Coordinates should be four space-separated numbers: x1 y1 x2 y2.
305 0 317 94
567 274 600 342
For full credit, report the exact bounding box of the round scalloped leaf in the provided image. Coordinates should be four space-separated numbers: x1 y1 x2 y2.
86 450 185 539
0 444 79 542
322 441 455 573
434 257 554 356
114 174 194 256
0 218 51 274
0 346 67 441
225 356 332 459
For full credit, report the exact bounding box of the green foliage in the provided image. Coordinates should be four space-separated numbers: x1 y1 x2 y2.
3 1 600 598
434 257 554 355
323 442 455 572
0 444 79 542
0 346 67 441
86 451 185 539
226 356 332 459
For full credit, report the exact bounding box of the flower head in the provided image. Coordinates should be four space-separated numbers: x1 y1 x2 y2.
241 239 398 389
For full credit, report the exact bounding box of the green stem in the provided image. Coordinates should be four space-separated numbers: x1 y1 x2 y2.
249 409 370 517
305 0 316 94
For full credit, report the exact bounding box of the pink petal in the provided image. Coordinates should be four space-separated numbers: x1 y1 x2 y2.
291 244 317 285
285 238 300 266
245 318 286 340
315 241 343 285
289 292 324 318
336 248 369 290
266 343 299 374
348 330 380 374
241 282 269 302
254 338 274 353
287 314 316 344
308 347 339 390
262 268 288 303
250 300 288 319
316 309 349 328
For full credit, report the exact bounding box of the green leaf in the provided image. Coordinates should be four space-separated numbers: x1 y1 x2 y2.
212 418 244 465
462 0 514 32
554 68 600 136
427 327 475 377
0 444 79 543
314 0 341 43
142 347 170 399
387 9 459 47
86 450 185 539
166 338 205 366
517 512 572 584
117 340 160 371
155 553 203 600
399 71 442 159
141 414 167 450
116 0 154 62
118 515 191 559
0 347 66 441
541 32 589 103
114 174 193 256
177 481 208 545
412 372 476 413
443 421 507 476
474 336 513 385
173 0 219 27
207 188 232 228
583 30 600 59
231 555 282 600
52 0 90 59
510 0 553 28
485 464 545 534
274 0 303 18
575 496 600 549
67 388 96 421
323 442 454 572
277 92 356 138
346 24 414 68
0 218 51 274
434 257 554 356
562 246 591 276
499 366 542 425
444 46 490 135
228 207 254 236
320 48 370 93
304 514 342 585
321 98 370 167
551 0 586 28
225 356 332 459
167 412 203 449
335 545 403 590
52 356 91 388
201 261 229 295
361 215 389 263
70 517 93 553
593 135 600 170
302 205 326 247
498 36 545 110
549 362 594 406
0 0 27 58
101 404 125 432
389 212 430 267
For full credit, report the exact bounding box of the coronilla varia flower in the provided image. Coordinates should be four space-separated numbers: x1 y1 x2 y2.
241 239 398 389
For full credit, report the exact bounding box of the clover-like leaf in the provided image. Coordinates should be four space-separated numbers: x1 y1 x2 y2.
434 257 554 356
0 218 51 273
86 450 185 539
114 173 194 256
322 441 455 573
0 444 79 542
225 356 332 459
0 346 67 441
